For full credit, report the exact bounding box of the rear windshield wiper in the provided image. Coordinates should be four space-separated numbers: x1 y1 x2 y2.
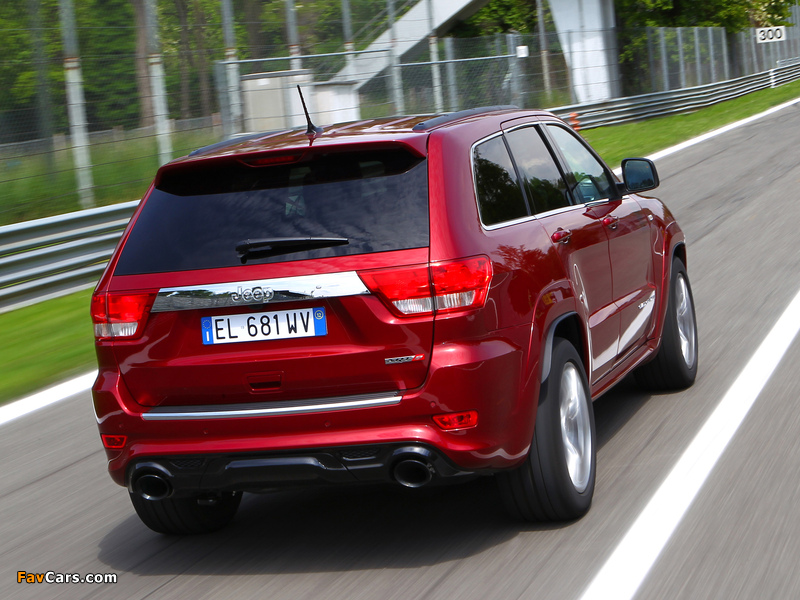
235 237 349 262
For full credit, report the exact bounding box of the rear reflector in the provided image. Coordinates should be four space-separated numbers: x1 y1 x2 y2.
91 292 156 340
101 434 127 449
433 411 479 430
358 256 491 317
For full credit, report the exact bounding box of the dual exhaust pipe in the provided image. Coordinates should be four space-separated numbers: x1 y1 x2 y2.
130 448 438 500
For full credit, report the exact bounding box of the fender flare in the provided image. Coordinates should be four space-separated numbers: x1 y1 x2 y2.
540 312 580 384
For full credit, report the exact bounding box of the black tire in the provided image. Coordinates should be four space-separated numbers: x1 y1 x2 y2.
498 338 596 522
129 491 242 535
635 257 698 390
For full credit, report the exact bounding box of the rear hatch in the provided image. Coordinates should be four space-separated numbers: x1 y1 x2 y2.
95 145 435 407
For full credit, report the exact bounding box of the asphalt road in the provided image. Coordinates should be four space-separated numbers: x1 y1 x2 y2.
3 101 800 600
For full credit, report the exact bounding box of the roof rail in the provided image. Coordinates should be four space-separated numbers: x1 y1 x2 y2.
411 105 519 131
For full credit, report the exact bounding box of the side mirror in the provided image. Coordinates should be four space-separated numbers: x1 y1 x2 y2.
621 158 659 193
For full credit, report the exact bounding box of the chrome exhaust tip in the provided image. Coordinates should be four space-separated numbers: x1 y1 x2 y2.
129 462 174 501
133 473 172 501
393 458 434 488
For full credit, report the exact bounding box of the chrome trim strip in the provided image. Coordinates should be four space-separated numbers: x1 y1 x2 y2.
151 271 369 312
481 213 539 231
142 392 402 421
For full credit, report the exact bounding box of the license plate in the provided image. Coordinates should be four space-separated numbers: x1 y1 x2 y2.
201 307 327 345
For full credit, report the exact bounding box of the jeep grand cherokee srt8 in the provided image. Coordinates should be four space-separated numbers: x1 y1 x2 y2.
91 107 697 534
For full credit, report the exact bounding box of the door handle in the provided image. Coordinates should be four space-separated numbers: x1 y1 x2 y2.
551 228 572 244
602 216 619 230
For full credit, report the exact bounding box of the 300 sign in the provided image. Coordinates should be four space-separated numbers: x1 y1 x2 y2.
756 26 786 43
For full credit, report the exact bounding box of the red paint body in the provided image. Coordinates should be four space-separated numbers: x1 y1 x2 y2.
92 110 685 491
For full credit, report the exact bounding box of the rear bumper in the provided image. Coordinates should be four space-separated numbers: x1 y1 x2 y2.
94 324 538 489
127 443 475 498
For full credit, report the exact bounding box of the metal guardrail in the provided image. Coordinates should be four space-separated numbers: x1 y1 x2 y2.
551 64 800 129
0 201 138 314
3 62 800 314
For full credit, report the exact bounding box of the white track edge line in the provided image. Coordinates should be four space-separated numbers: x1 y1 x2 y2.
611 94 800 176
0 371 97 428
580 286 800 600
646 96 800 162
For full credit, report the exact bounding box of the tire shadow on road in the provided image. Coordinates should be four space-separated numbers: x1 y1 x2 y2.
96 477 524 574
593 374 655 450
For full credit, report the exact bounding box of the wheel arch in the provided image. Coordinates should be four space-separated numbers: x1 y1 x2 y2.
541 312 588 386
672 241 687 270
643 238 690 369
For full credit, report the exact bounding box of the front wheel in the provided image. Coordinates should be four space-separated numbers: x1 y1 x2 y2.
498 338 596 522
635 256 698 390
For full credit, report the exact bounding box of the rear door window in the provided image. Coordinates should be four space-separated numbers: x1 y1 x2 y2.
503 126 570 214
115 148 429 275
472 135 529 227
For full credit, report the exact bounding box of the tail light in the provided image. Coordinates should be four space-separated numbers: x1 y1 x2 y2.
358 256 492 317
91 292 156 340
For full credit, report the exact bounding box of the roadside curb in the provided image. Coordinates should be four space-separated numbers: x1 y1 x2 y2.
0 371 97 428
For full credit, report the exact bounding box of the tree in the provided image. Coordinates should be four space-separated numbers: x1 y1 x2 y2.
449 0 538 37
77 0 139 130
614 0 795 31
614 0 797 95
132 0 154 128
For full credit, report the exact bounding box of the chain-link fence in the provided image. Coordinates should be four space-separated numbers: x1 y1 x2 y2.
617 5 800 95
223 31 579 136
0 1 233 225
2 0 800 227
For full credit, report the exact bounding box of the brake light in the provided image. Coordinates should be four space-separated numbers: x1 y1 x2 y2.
239 152 305 167
91 292 156 339
430 256 492 314
358 256 492 317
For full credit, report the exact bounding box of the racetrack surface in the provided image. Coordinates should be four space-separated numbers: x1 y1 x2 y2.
3 101 800 599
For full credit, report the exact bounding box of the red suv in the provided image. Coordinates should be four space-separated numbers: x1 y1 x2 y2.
91 107 697 534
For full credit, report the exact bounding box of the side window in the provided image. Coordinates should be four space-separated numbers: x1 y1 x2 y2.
504 126 570 214
547 125 615 203
473 136 528 227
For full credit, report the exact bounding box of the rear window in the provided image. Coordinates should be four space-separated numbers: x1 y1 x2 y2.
115 149 429 275
472 135 528 227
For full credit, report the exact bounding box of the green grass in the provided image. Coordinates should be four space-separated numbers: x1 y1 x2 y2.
3 81 800 406
582 78 800 167
0 129 218 225
0 289 96 405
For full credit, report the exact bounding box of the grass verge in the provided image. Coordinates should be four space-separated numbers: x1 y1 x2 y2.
0 289 96 405
582 78 800 166
2 82 800 406
0 129 218 225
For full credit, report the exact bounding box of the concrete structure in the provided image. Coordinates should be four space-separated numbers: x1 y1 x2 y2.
338 0 620 104
548 0 620 102
337 0 491 90
241 71 361 131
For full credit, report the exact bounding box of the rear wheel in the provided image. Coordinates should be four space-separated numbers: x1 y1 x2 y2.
129 491 242 535
498 338 596 521
635 256 698 390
